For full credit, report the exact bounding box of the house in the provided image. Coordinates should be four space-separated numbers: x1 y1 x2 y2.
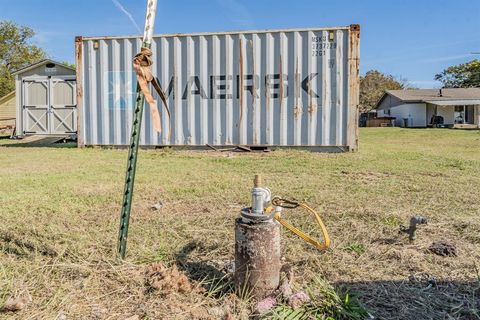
0 91 16 129
375 88 480 128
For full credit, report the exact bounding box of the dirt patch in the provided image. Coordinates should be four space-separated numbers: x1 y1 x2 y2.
429 241 458 257
2 296 30 312
145 262 196 296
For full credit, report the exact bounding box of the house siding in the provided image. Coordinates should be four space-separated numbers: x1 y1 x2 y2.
377 94 404 110
390 103 426 127
426 103 455 125
0 92 16 126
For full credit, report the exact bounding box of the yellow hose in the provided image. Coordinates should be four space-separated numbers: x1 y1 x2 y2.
270 198 331 251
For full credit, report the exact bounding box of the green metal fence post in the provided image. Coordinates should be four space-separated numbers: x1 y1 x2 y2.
117 0 158 260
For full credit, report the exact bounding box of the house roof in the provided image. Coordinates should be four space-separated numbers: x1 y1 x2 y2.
12 59 75 76
0 91 15 105
377 88 480 107
387 88 480 101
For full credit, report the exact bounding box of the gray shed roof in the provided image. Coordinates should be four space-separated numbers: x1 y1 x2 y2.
378 88 480 106
12 59 75 76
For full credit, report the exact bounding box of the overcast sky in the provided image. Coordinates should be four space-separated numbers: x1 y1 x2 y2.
1 0 479 88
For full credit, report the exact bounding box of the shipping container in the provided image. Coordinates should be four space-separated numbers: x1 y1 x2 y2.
76 25 360 150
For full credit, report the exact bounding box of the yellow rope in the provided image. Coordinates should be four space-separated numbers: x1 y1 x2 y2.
270 198 331 251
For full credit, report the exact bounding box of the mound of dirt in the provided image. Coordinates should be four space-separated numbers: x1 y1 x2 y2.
145 262 193 296
429 241 457 257
2 296 29 312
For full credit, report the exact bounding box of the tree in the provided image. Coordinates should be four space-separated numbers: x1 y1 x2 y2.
61 61 75 69
0 20 47 97
359 70 407 113
434 59 480 88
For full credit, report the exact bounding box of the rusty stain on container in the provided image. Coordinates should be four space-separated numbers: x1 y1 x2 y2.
75 36 84 147
293 57 301 120
307 72 315 115
250 39 258 145
347 24 360 151
279 54 284 109
324 78 328 107
239 39 244 128
234 218 281 299
250 40 256 110
294 57 299 99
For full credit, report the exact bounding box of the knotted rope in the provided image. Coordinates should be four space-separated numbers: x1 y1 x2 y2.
133 47 170 135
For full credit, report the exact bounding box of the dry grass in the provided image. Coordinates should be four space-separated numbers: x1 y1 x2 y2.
0 128 479 319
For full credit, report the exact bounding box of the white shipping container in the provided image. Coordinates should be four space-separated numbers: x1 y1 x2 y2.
76 25 360 150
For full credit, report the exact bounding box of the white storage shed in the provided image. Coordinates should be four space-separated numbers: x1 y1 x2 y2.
13 60 77 136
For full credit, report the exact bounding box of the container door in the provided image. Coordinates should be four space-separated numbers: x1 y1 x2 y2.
22 79 50 134
49 77 77 134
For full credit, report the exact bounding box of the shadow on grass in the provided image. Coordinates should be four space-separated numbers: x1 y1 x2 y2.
334 279 480 320
174 241 480 318
175 241 233 297
1 137 77 148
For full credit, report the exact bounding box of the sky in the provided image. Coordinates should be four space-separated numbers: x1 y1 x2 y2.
1 0 479 88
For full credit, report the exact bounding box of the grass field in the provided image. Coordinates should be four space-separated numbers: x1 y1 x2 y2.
0 128 479 319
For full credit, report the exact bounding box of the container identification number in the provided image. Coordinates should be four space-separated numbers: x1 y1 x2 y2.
311 35 337 56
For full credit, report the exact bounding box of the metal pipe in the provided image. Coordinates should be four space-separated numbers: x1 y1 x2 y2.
234 218 281 299
400 215 427 241
142 1 157 44
117 0 158 260
235 175 281 299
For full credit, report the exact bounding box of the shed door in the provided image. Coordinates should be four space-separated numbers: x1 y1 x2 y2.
23 79 50 134
22 77 77 134
50 78 76 134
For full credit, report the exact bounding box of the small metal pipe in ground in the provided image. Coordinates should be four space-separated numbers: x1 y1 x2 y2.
234 175 281 299
235 218 281 299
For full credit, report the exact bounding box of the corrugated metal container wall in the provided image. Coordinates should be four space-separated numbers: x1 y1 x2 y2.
76 25 359 150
